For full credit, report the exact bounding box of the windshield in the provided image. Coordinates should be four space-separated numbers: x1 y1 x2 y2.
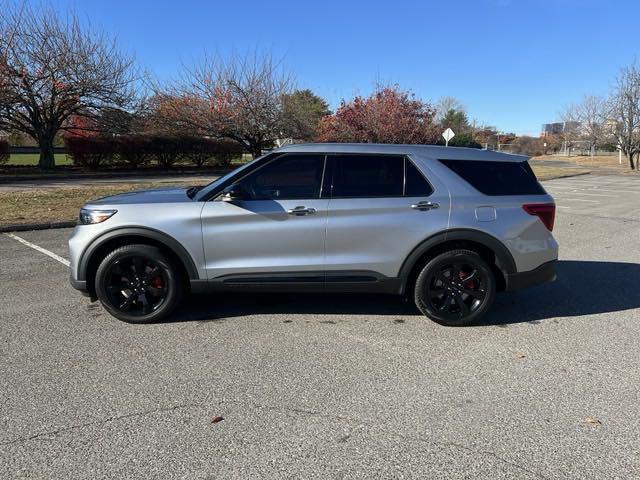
194 154 265 201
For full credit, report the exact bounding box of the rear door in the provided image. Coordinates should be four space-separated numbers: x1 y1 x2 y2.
324 154 450 279
200 153 329 280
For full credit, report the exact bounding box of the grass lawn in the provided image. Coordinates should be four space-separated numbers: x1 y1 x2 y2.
533 154 629 171
7 153 72 166
0 183 187 227
531 165 590 181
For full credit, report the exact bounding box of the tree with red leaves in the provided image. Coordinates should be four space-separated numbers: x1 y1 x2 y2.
0 3 137 168
317 86 439 144
161 53 292 158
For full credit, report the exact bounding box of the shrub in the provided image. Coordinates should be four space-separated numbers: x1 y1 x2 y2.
64 136 116 169
59 135 244 170
509 136 544 157
0 139 9 165
437 132 482 149
213 152 235 168
148 135 184 168
184 137 215 167
115 136 152 168
182 137 243 168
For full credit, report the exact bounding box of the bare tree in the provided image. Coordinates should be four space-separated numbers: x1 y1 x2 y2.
0 3 138 168
564 95 609 156
435 96 465 122
164 53 293 158
554 117 581 156
607 62 640 170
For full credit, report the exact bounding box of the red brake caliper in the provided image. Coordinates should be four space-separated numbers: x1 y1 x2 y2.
458 271 476 290
152 276 164 289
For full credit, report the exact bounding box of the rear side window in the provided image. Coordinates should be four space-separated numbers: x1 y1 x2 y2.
439 159 545 196
405 158 434 196
331 155 404 197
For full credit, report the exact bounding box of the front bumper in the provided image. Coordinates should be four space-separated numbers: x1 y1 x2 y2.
69 274 90 296
504 260 557 291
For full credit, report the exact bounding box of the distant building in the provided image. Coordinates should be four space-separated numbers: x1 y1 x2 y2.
541 121 581 137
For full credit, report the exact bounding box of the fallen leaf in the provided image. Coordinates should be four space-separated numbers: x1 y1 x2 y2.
584 416 601 426
211 416 224 424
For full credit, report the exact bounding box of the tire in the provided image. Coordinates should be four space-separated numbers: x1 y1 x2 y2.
414 249 496 326
94 244 183 324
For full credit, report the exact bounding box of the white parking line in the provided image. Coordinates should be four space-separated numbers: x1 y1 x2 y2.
4 233 70 268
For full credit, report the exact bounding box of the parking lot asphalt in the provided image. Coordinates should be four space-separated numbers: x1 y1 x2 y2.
1 174 639 479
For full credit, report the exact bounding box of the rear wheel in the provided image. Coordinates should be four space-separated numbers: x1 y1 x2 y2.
95 244 183 323
414 249 496 326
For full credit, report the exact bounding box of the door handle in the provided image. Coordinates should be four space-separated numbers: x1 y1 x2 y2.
287 206 317 216
411 201 439 211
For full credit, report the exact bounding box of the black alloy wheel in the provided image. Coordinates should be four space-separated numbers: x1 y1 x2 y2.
95 244 182 323
415 249 496 326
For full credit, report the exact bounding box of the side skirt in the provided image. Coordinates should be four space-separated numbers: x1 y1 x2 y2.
189 271 403 294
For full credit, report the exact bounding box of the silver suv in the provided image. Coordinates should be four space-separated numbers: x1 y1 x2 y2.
69 144 558 326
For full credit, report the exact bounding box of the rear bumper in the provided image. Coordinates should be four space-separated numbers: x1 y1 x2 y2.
505 260 557 291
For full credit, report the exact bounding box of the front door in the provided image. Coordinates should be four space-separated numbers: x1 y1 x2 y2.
200 153 329 281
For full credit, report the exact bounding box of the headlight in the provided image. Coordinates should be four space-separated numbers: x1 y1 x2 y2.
79 208 117 225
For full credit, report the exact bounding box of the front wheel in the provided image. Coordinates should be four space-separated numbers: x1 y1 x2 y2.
414 249 496 326
94 244 183 323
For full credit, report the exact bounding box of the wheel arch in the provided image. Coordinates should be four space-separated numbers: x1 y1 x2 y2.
78 227 199 294
399 229 516 294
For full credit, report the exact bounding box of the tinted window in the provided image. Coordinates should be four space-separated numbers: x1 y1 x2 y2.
405 158 434 196
239 154 325 200
439 159 546 196
331 155 404 197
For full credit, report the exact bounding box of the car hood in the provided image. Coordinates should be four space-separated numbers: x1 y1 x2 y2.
87 187 196 205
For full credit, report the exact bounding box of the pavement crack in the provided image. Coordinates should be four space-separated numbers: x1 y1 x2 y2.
428 439 552 480
3 398 551 479
0 402 202 447
252 401 551 480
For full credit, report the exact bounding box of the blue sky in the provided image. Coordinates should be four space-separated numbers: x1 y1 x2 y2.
51 0 640 135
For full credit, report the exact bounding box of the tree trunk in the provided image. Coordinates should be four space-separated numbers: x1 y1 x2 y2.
250 146 262 159
38 136 56 169
628 151 635 170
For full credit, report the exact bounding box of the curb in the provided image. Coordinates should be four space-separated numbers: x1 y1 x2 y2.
0 221 77 233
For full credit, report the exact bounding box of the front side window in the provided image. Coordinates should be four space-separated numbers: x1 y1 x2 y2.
331 154 404 198
237 154 325 200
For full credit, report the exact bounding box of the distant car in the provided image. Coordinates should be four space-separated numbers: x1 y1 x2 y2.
69 143 558 326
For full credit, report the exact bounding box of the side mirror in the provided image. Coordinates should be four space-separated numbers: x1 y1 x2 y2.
220 184 249 202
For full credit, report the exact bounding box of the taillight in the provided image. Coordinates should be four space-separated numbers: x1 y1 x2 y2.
523 203 555 231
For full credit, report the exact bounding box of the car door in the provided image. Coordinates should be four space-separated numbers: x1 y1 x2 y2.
200 153 329 281
324 154 450 279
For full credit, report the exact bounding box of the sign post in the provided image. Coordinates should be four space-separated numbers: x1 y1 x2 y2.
442 128 455 147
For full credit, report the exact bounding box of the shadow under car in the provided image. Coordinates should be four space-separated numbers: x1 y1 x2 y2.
165 260 640 326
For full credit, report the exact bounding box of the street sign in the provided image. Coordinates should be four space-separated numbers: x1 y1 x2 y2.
442 128 455 147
